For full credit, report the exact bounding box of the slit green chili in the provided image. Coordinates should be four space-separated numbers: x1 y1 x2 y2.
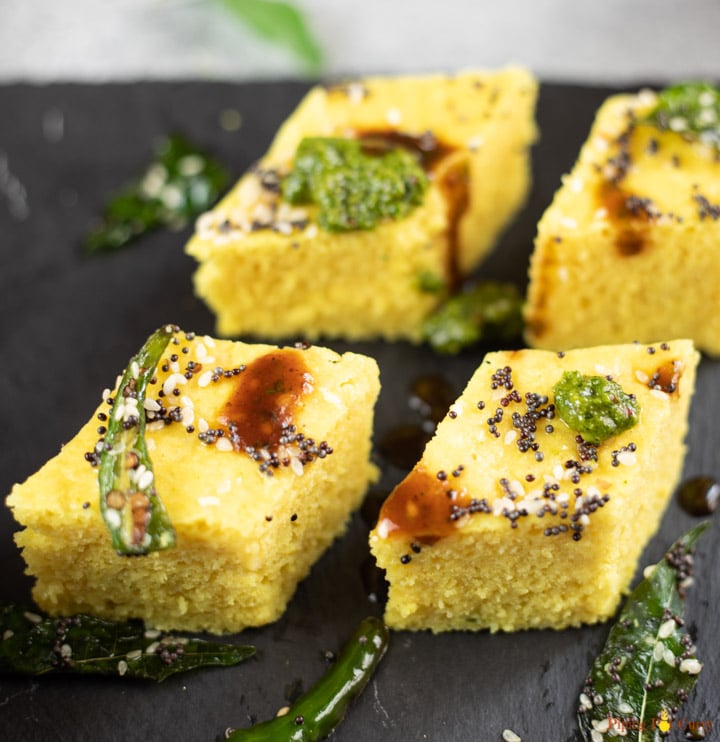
99 325 176 555
225 616 389 741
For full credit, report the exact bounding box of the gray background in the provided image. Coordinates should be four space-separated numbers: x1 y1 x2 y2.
1 0 719 83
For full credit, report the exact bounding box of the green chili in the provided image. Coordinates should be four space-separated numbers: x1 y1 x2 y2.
99 325 176 555
226 616 389 741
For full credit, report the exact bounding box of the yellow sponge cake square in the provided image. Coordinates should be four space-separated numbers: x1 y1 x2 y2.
370 339 698 632
525 84 720 355
7 329 380 634
187 68 537 341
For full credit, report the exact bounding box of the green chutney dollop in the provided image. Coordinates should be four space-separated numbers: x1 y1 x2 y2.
645 81 720 149
282 137 428 232
552 371 640 445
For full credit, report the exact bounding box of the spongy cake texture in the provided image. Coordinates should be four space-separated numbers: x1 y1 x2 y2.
370 340 698 632
8 331 380 634
525 89 720 355
187 67 537 341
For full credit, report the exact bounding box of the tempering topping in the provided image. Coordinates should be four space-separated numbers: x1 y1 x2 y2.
375 467 486 545
553 371 640 445
282 136 428 232
645 82 720 150
86 335 332 482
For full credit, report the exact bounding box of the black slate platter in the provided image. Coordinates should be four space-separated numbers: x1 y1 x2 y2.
0 82 718 742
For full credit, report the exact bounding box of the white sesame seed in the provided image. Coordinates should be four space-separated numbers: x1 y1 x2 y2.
669 116 688 132
146 421 165 433
160 183 184 210
216 438 233 452
178 154 205 177
198 417 209 433
3 629 14 640
197 370 213 387
653 641 665 662
23 611 42 624
104 509 122 529
170 361 180 374
199 495 221 507
650 389 669 401
276 706 290 718
699 91 715 107
680 576 695 590
590 729 604 742
143 398 161 412
61 643 72 659
502 730 521 742
617 450 637 466
504 430 517 445
290 456 305 477
663 647 676 666
141 164 167 198
126 649 143 661
144 628 161 639
643 564 657 579
117 659 128 676
137 470 154 490
617 702 634 715
634 370 650 384
195 211 216 234
658 618 676 639
386 107 402 125
131 361 140 379
145 641 160 654
181 405 195 426
347 83 365 104
593 718 610 733
113 402 126 421
679 658 702 675
467 135 484 151
579 692 593 710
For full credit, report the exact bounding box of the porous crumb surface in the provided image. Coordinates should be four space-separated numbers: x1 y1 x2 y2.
525 89 720 355
7 331 380 634
187 67 538 341
370 340 699 632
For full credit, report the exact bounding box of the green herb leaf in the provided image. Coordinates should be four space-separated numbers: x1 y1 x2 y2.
645 81 720 149
217 0 323 73
417 270 446 295
283 137 428 231
98 325 176 555
577 522 710 741
553 371 640 445
86 134 228 254
421 281 523 354
0 605 255 682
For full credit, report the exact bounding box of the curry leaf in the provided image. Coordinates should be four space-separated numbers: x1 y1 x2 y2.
0 605 255 682
217 0 323 73
577 523 710 741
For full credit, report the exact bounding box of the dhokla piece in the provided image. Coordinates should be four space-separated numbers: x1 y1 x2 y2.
187 67 538 341
525 83 720 355
7 329 380 634
370 340 699 632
